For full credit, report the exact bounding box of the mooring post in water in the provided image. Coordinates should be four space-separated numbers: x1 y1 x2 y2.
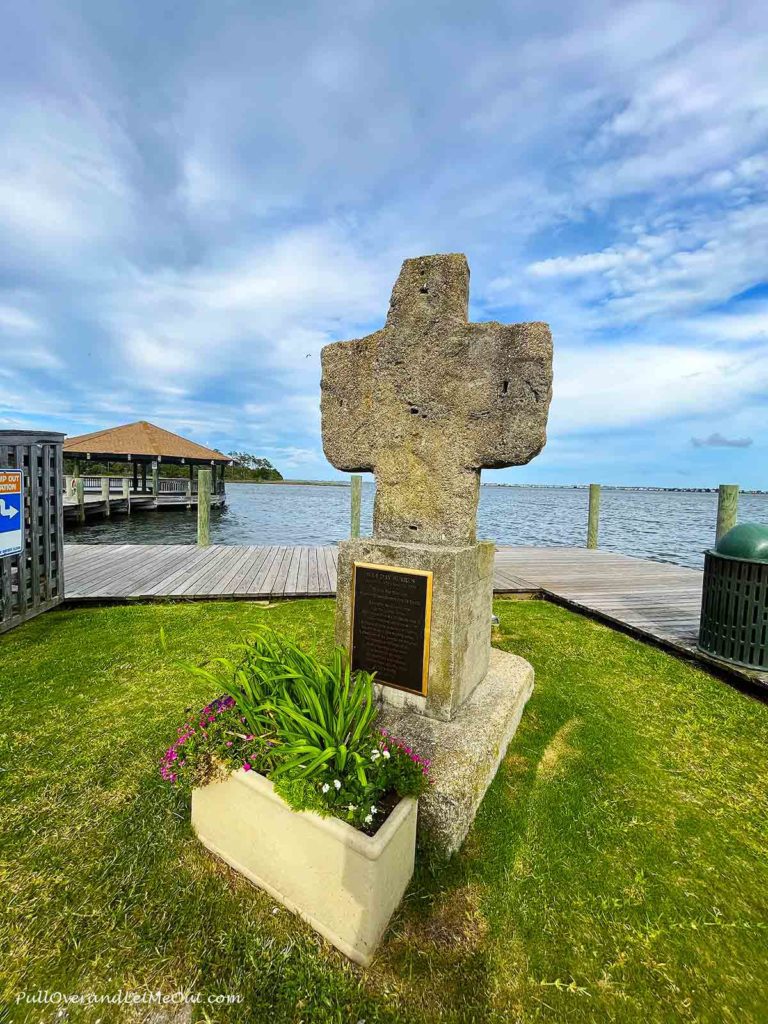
716 484 739 544
101 477 110 517
75 477 85 525
350 474 362 538
587 483 601 549
198 468 211 546
122 477 131 514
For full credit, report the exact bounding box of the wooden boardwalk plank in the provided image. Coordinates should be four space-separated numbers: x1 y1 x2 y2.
307 546 320 596
228 546 270 595
315 546 331 594
246 546 280 595
273 547 294 597
261 547 290 597
297 547 309 597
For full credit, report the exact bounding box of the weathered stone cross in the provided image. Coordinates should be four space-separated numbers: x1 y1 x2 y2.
321 253 553 546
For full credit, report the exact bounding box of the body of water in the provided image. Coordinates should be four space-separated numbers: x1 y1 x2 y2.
65 483 768 570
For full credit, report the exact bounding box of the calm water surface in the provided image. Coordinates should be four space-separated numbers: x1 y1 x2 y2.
66 483 768 570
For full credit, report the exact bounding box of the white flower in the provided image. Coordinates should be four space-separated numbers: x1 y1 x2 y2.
371 805 378 814
370 750 381 761
364 814 373 824
347 803 358 811
321 783 330 793
333 779 342 790
382 750 391 759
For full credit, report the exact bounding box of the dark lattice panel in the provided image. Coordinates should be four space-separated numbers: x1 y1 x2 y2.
699 551 768 670
0 431 65 634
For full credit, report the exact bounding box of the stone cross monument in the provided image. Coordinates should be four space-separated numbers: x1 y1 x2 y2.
321 253 553 854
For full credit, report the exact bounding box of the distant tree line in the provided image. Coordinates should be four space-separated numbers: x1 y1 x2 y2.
225 452 283 481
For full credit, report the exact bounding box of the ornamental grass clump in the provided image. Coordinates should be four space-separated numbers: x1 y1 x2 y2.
161 628 430 833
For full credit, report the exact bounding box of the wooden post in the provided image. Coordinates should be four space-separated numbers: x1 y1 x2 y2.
75 477 85 524
122 477 131 514
101 477 110 517
132 461 138 493
152 463 159 501
350 474 362 538
716 484 739 544
73 460 81 478
198 468 211 546
587 483 600 549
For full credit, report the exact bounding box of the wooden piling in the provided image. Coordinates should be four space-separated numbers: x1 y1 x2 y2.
587 483 601 549
350 474 362 538
75 478 85 524
198 469 211 546
716 484 739 544
152 463 159 502
122 478 131 514
101 477 110 517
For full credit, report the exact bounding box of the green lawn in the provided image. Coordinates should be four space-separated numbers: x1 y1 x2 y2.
1 598 766 1023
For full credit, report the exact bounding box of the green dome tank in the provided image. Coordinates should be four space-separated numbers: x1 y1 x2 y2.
715 523 768 563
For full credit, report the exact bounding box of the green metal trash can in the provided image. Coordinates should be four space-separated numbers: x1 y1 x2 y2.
698 523 768 670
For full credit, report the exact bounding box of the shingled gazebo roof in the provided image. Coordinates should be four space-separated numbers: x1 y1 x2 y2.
64 421 230 464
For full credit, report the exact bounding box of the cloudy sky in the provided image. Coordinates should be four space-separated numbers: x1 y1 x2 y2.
2 0 767 486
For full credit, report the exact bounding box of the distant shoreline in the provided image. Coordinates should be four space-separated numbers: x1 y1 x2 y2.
227 480 767 494
227 479 348 487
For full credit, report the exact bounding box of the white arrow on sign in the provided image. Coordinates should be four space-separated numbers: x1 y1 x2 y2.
0 498 19 519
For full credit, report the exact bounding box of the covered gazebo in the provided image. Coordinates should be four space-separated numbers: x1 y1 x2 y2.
63 420 231 505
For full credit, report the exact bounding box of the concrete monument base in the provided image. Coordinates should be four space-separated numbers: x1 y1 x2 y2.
336 536 495 721
379 647 534 857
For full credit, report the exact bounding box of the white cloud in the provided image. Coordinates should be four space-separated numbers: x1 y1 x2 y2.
0 304 42 333
103 224 395 387
517 201 768 325
688 305 768 344
551 342 768 433
526 249 649 279
0 98 135 261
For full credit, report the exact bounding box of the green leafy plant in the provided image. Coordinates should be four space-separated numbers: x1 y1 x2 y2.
161 628 431 833
267 646 377 786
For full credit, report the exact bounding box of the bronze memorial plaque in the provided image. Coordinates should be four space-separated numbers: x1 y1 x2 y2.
351 562 433 695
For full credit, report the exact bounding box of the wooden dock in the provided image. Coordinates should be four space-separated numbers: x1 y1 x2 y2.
63 544 340 601
61 543 766 688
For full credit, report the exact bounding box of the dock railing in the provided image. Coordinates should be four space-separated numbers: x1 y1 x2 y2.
73 474 223 496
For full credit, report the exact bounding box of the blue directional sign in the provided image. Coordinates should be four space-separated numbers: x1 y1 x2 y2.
0 470 24 557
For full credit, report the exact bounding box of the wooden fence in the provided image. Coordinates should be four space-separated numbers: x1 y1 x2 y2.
0 431 65 633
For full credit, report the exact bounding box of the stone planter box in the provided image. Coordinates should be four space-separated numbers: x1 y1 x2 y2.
192 769 417 966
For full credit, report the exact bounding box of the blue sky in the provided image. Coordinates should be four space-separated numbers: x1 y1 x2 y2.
2 0 767 487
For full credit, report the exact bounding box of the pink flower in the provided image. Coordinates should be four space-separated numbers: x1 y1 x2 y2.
243 762 252 772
